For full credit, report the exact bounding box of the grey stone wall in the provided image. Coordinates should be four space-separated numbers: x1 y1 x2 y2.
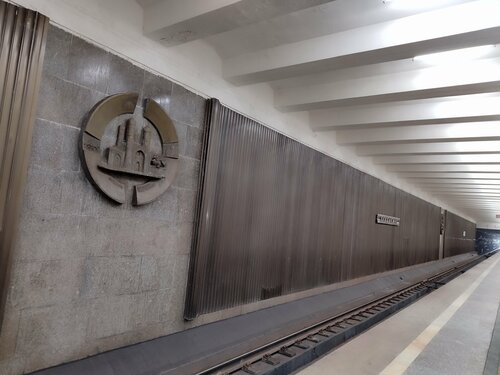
0 25 205 374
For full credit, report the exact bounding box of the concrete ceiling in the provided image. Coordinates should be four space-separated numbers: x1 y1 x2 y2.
139 0 500 224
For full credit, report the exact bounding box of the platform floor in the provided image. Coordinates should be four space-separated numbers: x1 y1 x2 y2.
297 252 500 375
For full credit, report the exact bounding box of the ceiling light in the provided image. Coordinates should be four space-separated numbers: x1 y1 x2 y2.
414 45 496 65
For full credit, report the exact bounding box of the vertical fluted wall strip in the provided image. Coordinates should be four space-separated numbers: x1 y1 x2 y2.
0 1 48 326
184 99 444 320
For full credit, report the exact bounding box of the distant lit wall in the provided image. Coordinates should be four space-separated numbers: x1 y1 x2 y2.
476 228 500 254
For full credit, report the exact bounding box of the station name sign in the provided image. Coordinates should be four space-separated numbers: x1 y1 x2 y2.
376 214 400 227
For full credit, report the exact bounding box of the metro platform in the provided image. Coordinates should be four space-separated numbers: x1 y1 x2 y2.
297 252 500 375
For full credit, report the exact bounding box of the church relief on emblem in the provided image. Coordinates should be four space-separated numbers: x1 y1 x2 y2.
80 93 179 206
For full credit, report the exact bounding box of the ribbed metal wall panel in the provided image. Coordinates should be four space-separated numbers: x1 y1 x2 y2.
184 99 441 319
443 211 476 257
0 1 48 325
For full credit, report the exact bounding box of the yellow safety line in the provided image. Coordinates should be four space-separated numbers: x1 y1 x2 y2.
379 255 500 375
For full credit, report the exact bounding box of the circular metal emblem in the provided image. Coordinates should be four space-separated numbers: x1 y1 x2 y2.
80 93 179 206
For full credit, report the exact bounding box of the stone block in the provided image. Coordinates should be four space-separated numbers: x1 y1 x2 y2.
60 124 81 172
107 55 145 98
9 259 84 309
30 119 62 170
176 121 203 160
139 256 160 291
67 37 110 92
81 256 142 298
134 221 179 256
16 303 89 373
173 120 188 157
43 25 72 79
37 74 105 128
131 290 169 329
91 290 176 353
169 83 206 128
160 255 190 323
22 167 60 214
142 71 173 112
178 188 198 223
57 171 86 215
87 295 135 339
173 156 200 191
159 290 184 325
0 356 25 375
82 216 178 257
15 213 86 261
185 124 203 160
79 176 127 219
173 255 190 291
177 223 194 255
131 185 178 222
23 167 84 216
0 308 20 361
156 256 176 290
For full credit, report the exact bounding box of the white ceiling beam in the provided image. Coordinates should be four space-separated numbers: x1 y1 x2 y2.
307 94 500 129
424 186 500 191
439 197 500 202
448 208 499 213
416 179 500 185
464 207 500 209
447 207 500 212
280 58 500 111
336 122 500 145
468 210 500 212
468 213 500 217
450 207 500 210
142 0 333 45
448 202 500 206
432 191 500 196
452 205 500 207
224 1 500 84
357 141 500 156
434 194 500 200
374 154 500 165
399 172 500 179
438 201 500 206
387 164 500 173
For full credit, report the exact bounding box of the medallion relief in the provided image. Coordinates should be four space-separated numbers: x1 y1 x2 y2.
80 93 179 205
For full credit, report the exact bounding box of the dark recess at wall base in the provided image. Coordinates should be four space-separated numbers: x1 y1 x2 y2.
185 99 442 319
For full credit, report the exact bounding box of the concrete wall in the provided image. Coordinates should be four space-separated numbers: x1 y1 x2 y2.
0 25 205 374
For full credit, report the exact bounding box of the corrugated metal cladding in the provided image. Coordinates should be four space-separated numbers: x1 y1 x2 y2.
184 99 441 319
443 211 476 257
0 2 48 325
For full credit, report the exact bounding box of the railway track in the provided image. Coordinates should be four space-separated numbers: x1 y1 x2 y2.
200 252 496 375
